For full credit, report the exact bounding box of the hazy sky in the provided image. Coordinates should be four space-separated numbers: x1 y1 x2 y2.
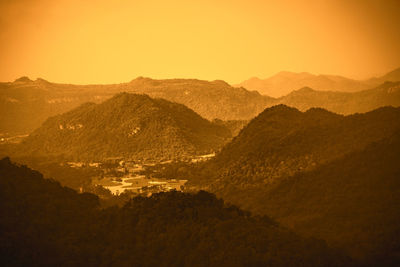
0 0 399 84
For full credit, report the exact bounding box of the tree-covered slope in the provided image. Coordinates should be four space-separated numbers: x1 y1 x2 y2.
177 105 400 264
0 158 351 266
252 133 400 265
210 105 400 192
19 93 231 160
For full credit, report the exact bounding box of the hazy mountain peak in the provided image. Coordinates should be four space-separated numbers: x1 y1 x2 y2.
295 86 315 93
35 77 49 83
14 76 33 83
129 76 155 84
381 67 400 82
370 67 400 81
133 76 151 80
275 71 313 78
362 67 400 87
211 79 230 86
237 70 374 97
246 76 262 82
388 67 400 74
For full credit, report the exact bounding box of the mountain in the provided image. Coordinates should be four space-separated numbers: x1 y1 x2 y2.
175 105 400 263
278 81 400 114
237 67 400 97
0 158 351 266
126 77 274 121
18 93 231 161
0 77 273 134
210 105 400 190
252 133 400 265
0 77 114 135
366 67 400 86
237 71 370 97
2 74 399 137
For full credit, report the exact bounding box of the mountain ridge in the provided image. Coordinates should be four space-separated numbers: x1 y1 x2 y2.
1 75 399 135
0 77 273 134
237 67 400 97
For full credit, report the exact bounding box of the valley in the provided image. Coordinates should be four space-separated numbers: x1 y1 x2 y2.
1 73 400 266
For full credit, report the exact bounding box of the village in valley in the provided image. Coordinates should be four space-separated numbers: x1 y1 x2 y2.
0 132 216 198
65 153 215 196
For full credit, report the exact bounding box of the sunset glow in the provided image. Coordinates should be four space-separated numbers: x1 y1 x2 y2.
1 0 400 84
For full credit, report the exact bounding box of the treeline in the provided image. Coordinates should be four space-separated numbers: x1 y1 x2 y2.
0 158 351 266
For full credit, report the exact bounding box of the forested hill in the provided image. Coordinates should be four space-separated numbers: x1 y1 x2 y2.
0 158 352 266
210 105 400 189
177 105 400 264
253 132 400 265
18 93 231 161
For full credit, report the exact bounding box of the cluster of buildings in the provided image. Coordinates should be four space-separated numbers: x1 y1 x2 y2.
66 157 188 196
66 154 215 196
102 176 187 196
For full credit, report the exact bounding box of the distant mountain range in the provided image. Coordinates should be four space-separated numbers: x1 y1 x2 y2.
0 77 272 134
126 77 272 121
237 67 400 97
18 93 231 161
278 81 400 114
182 105 400 264
1 72 399 135
365 67 400 86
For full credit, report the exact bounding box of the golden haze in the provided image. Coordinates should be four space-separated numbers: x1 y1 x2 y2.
0 0 399 84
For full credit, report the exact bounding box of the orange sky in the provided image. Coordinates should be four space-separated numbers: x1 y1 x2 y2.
0 0 399 84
